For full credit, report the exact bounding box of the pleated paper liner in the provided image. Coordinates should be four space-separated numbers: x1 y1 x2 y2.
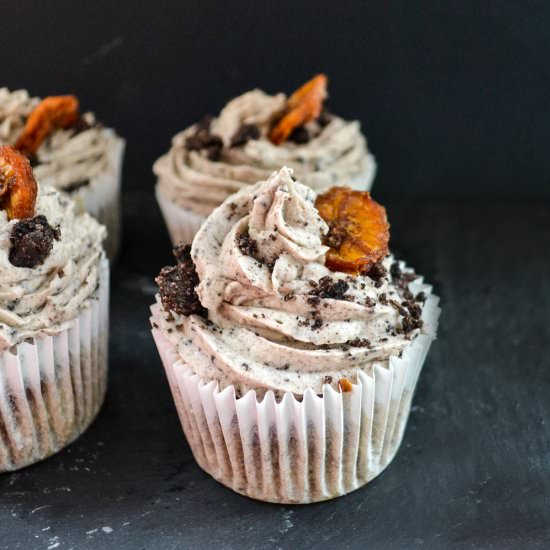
71 132 125 260
155 158 377 247
151 273 440 503
0 257 110 472
156 186 207 246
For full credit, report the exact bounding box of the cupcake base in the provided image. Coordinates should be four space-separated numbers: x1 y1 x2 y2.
71 133 125 260
0 258 110 472
150 277 439 504
156 186 207 246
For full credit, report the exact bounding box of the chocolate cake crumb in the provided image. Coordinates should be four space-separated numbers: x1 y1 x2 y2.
156 244 206 317
230 124 260 147
323 375 333 385
185 115 223 161
288 126 310 144
309 276 349 300
9 215 60 268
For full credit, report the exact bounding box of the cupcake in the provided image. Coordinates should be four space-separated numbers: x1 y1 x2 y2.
0 87 125 259
0 146 109 472
154 75 376 245
151 166 439 503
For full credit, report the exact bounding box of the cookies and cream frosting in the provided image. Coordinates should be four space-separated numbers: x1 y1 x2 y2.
0 87 117 192
154 88 376 217
0 185 106 350
155 167 429 397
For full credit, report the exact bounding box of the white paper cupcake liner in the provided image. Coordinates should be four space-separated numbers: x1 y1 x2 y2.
150 278 440 504
156 186 206 246
71 134 125 260
0 257 110 473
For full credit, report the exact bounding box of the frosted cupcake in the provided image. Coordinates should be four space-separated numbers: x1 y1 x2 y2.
154 75 376 245
0 146 109 472
0 88 125 259
151 166 439 503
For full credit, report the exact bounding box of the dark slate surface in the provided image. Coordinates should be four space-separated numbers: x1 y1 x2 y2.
1 193 550 550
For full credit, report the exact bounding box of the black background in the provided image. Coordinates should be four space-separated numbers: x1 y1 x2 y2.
3 0 550 200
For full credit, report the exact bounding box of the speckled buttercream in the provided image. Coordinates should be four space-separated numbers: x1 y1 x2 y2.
154 88 376 217
155 167 429 397
0 185 106 350
0 87 119 192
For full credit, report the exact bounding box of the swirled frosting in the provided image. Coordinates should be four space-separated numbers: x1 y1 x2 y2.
155 167 431 397
0 185 106 350
154 88 376 217
0 87 118 192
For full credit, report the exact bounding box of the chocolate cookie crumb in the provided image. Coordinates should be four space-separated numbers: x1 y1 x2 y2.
309 276 349 300
288 126 310 144
317 109 334 127
156 244 206 317
324 221 348 249
64 179 89 193
230 124 260 147
312 318 323 329
173 243 192 264
363 260 387 287
346 338 372 348
71 116 93 135
185 116 223 161
237 232 260 260
9 215 60 268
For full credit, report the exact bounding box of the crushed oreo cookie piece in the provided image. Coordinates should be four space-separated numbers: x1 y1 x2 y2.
346 338 372 348
324 221 348 249
173 243 192 263
236 231 276 270
64 179 89 193
390 298 424 335
185 115 223 161
288 125 310 144
9 215 60 268
230 124 260 147
237 232 260 260
415 291 426 302
363 260 387 287
309 276 349 300
71 116 93 135
390 261 419 293
156 244 206 317
317 109 334 128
